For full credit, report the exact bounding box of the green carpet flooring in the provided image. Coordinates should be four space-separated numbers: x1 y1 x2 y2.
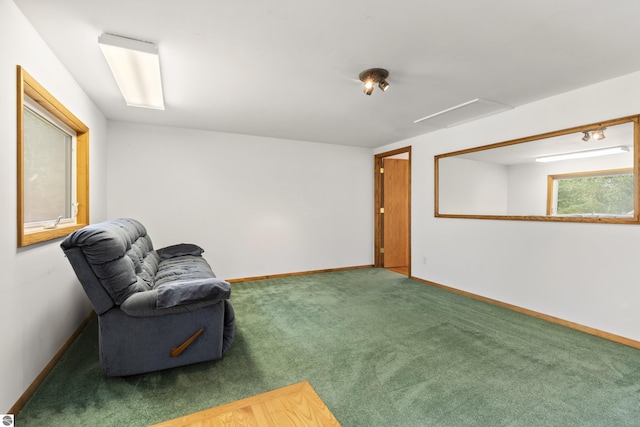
16 268 640 426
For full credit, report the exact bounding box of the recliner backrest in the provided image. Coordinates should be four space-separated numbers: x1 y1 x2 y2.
61 218 160 308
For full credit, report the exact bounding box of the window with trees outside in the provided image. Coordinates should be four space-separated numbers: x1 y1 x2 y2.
547 169 634 217
17 66 90 247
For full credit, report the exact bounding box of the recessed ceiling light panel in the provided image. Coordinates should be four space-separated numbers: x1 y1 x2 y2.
98 33 165 110
535 145 629 163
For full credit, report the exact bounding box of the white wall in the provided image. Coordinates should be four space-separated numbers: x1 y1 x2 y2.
0 0 108 412
438 157 508 215
377 70 640 342
106 122 374 280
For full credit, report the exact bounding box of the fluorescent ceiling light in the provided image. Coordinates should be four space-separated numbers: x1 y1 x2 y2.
98 33 164 110
535 146 630 163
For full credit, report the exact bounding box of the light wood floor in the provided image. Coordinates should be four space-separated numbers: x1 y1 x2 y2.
386 266 409 276
148 381 341 427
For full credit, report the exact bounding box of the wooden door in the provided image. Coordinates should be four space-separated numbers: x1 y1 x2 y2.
383 159 409 268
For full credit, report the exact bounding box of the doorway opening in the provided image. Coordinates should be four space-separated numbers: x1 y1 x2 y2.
374 147 411 276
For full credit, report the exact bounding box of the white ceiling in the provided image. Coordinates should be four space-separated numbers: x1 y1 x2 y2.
14 0 640 148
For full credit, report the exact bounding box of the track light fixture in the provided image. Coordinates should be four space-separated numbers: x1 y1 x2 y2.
591 128 606 140
359 68 390 95
581 128 606 142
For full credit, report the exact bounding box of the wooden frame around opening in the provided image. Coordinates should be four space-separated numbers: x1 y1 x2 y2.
17 65 90 247
434 114 640 224
374 147 412 273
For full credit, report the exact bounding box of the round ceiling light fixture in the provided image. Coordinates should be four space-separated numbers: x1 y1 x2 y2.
359 68 390 95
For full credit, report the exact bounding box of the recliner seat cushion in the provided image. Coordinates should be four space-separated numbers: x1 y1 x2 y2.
154 255 230 307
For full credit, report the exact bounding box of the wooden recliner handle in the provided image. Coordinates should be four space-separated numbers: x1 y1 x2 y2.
170 328 205 357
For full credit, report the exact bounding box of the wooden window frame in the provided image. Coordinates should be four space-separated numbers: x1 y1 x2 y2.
17 65 90 247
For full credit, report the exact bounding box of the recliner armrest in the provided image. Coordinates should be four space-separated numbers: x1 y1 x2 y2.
157 278 230 307
156 243 204 260
120 277 230 317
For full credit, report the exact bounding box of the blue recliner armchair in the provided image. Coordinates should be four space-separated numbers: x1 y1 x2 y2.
60 218 234 376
